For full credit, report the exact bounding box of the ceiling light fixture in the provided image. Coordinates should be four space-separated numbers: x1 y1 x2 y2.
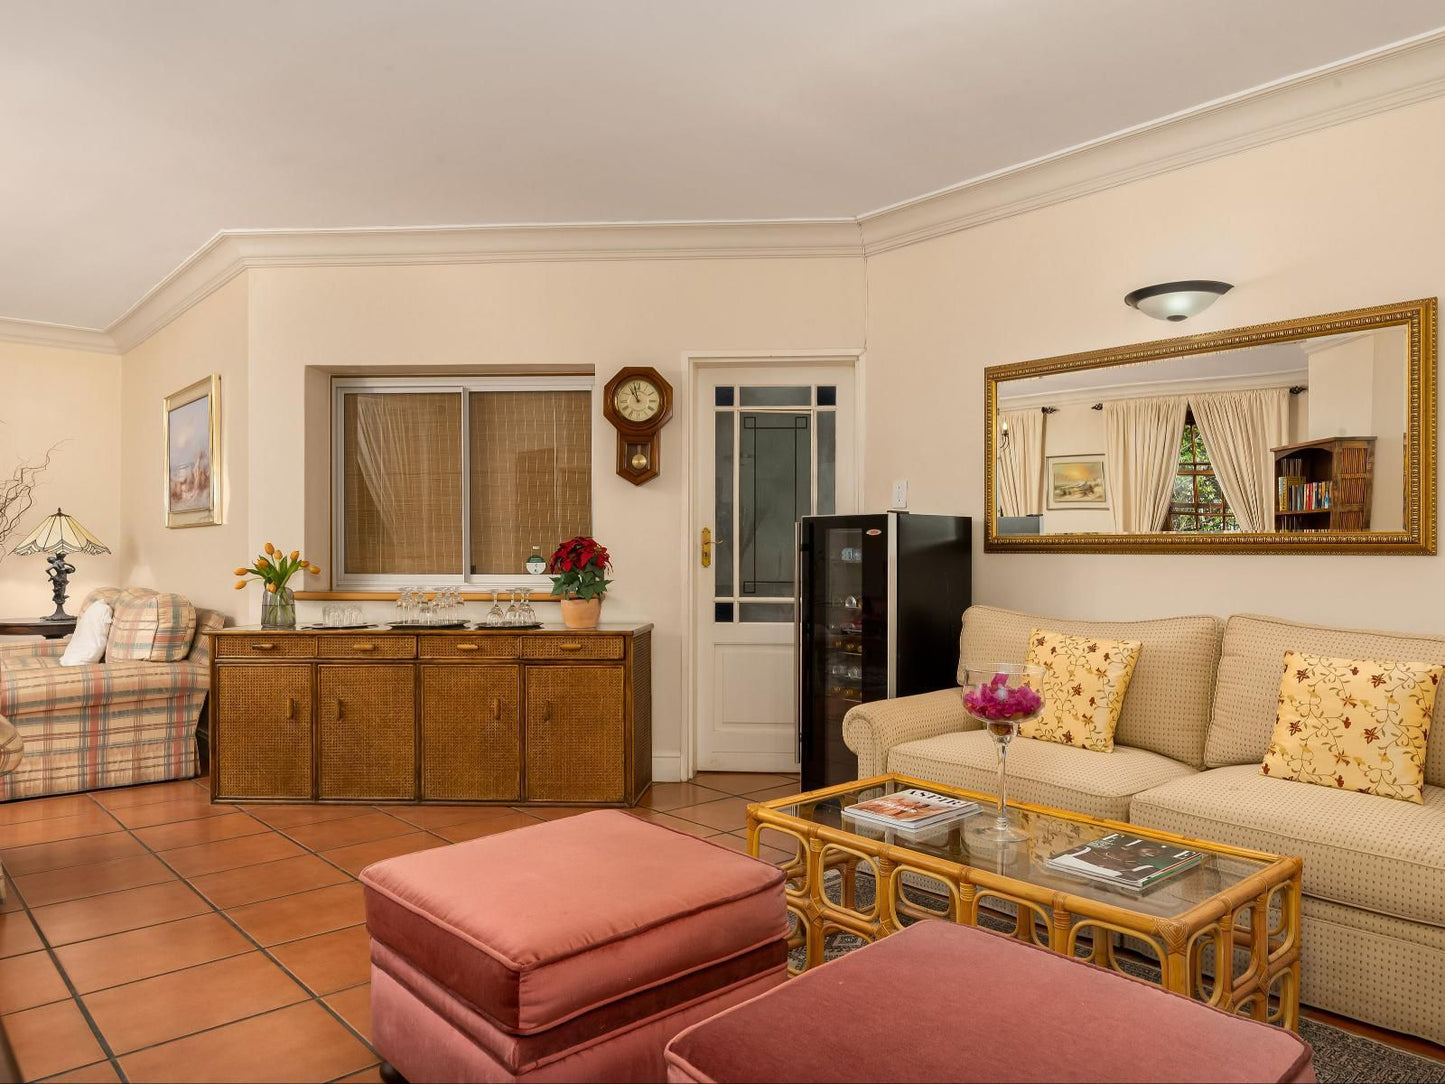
1124 280 1233 322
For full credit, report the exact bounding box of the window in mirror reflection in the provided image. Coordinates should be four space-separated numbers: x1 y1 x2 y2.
1168 417 1238 533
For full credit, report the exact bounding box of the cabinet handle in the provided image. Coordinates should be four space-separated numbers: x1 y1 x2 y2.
336 698 345 721
544 700 553 724
251 642 276 651
353 643 376 652
286 697 296 721
456 643 480 652
557 643 583 652
492 697 501 722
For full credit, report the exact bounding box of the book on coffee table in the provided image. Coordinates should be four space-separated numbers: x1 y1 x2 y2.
842 789 980 832
1046 832 1204 892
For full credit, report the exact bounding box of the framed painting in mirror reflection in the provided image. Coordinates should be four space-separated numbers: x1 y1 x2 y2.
1046 455 1108 510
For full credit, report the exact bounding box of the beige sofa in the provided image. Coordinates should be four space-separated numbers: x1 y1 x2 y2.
842 604 1445 1045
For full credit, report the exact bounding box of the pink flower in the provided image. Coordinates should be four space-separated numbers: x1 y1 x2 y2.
961 675 1041 721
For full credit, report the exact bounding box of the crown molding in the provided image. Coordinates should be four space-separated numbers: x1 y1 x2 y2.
108 219 862 351
858 28 1445 255
0 315 118 354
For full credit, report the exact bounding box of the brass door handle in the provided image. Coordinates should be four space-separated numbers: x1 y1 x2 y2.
353 643 376 652
456 643 480 652
557 643 582 652
336 698 345 721
286 697 296 721
492 698 501 722
543 701 553 724
252 642 276 651
700 527 712 568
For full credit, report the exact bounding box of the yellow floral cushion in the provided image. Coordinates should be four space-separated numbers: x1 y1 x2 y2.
1262 650 1440 803
1021 628 1142 752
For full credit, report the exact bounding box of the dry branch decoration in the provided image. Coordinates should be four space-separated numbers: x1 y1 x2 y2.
0 445 55 561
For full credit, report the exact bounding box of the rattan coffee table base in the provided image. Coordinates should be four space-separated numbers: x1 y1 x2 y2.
747 774 1302 1030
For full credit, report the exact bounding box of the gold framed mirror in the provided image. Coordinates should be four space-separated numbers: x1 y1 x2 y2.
984 298 1436 555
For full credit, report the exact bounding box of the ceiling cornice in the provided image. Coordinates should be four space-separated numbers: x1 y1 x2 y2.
108 220 862 352
857 27 1445 254
3 26 1443 355
0 315 119 354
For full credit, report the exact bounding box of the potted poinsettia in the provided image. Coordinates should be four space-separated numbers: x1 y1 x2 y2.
549 536 612 629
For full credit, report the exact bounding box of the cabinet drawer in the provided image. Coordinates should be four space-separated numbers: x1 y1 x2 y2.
318 635 415 659
523 635 625 661
420 635 519 659
216 635 317 658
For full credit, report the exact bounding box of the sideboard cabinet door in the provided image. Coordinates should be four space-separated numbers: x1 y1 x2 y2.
420 665 521 801
318 665 417 800
214 665 313 799
525 665 625 803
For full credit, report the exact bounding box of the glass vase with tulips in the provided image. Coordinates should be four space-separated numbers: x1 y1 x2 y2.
234 543 321 629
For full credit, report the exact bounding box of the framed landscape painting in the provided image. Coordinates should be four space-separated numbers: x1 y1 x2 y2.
1046 454 1108 509
164 374 221 528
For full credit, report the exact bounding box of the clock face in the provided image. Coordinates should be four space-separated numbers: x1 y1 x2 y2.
613 378 662 423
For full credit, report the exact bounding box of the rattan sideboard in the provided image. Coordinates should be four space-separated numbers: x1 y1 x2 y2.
207 623 652 806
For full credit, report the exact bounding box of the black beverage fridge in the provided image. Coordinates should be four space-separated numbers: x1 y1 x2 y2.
796 512 972 790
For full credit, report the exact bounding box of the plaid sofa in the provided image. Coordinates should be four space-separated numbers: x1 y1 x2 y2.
0 588 225 800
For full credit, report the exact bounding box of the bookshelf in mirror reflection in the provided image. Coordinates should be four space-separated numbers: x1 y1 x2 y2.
1273 436 1375 533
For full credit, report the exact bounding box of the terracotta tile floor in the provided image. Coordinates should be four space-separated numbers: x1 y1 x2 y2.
0 770 798 1082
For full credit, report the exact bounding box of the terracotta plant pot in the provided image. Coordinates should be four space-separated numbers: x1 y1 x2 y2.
559 597 602 630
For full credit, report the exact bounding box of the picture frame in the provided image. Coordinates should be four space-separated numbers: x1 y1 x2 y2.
1046 454 1108 510
163 374 222 528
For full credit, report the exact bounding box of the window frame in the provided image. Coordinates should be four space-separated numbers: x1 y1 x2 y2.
331 374 595 591
1166 417 1239 534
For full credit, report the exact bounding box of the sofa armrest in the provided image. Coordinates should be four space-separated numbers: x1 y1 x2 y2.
0 658 207 716
842 688 977 777
0 637 68 659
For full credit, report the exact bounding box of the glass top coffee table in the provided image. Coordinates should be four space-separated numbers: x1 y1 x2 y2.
746 773 1302 1029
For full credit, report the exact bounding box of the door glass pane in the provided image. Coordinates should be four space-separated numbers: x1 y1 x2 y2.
816 411 836 516
714 411 734 598
344 391 463 575
469 390 591 576
740 386 811 407
822 526 864 704
740 601 795 622
739 412 810 597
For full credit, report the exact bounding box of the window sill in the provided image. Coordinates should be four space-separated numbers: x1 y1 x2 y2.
295 590 562 602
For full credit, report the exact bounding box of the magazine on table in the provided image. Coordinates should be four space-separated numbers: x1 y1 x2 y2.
1046 832 1204 892
842 788 980 832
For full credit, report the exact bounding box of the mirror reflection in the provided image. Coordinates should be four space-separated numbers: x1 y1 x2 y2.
994 325 1409 538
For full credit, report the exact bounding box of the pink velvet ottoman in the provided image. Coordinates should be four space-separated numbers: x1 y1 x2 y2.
360 810 788 1083
664 921 1315 1083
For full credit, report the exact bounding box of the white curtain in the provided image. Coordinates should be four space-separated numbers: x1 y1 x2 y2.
996 409 1044 516
1189 387 1289 532
1104 396 1189 533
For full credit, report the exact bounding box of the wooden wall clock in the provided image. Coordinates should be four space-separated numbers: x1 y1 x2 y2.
603 366 674 485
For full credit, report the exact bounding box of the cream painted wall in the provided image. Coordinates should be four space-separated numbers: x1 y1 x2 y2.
0 343 121 615
239 257 865 778
118 276 250 617
864 94 1445 634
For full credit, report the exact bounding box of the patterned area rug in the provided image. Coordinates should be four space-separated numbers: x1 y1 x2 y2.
788 873 1445 1084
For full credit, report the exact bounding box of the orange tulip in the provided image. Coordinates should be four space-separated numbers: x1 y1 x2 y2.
309 565 322 575
234 581 246 590
233 567 247 576
290 550 300 560
257 557 271 569
264 542 275 555
266 582 277 593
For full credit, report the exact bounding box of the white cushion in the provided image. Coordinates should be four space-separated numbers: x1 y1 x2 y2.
61 601 112 666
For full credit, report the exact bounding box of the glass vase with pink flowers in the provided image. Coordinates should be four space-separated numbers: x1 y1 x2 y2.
961 664 1045 844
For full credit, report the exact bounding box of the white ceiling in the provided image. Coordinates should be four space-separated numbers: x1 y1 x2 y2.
4 2 1444 329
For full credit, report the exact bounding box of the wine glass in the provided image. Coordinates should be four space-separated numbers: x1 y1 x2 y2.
503 591 520 625
520 588 535 625
485 591 504 627
961 664 1045 845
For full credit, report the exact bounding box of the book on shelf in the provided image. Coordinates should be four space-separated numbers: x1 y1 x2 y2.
842 788 980 832
1045 832 1203 893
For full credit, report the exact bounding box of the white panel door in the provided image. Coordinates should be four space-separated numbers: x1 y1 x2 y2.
693 364 856 772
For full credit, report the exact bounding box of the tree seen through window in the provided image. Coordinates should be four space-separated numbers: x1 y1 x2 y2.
1168 416 1238 532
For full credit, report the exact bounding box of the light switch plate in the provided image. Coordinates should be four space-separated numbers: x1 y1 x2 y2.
891 480 908 508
